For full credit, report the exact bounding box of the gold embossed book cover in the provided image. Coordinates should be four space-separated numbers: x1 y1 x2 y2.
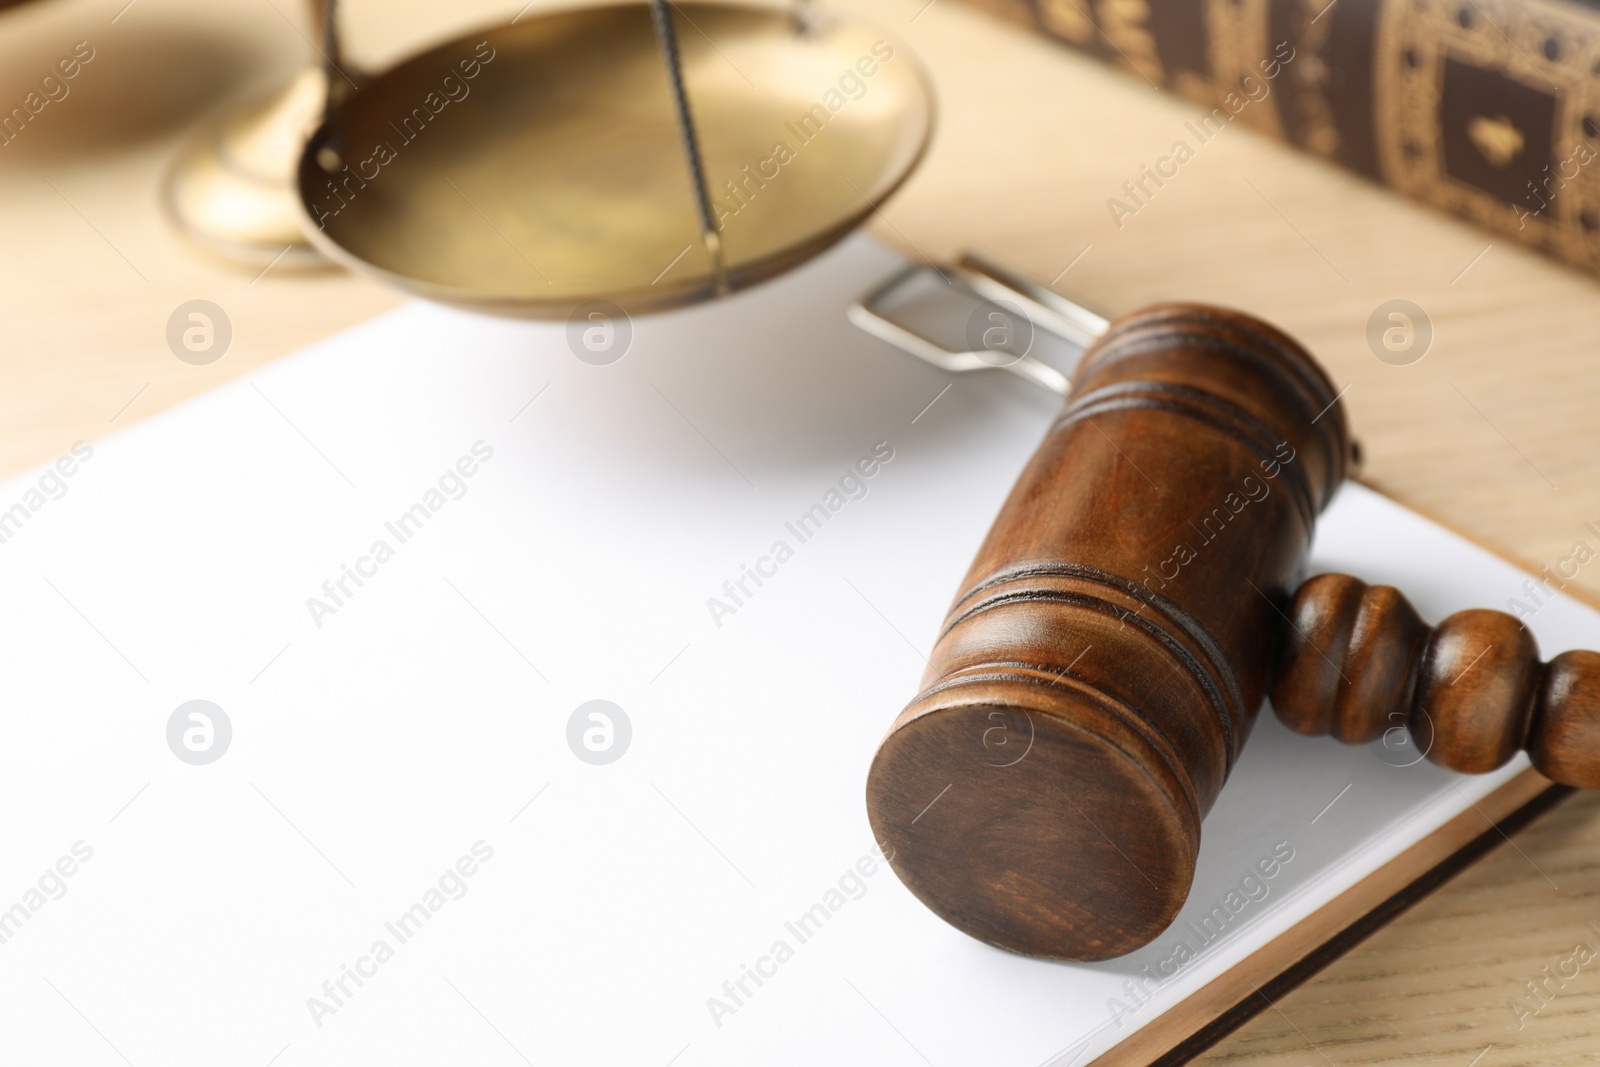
967 0 1600 274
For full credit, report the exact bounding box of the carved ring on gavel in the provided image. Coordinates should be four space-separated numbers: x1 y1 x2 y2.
864 303 1597 963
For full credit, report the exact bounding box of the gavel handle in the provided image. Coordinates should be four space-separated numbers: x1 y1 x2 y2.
1271 573 1600 787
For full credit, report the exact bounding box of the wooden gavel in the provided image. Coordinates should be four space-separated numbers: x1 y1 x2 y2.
865 304 1600 962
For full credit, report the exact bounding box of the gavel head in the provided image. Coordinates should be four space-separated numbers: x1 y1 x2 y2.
865 304 1351 960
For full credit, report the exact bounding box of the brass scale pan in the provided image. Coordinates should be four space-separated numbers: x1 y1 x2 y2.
293 1 934 317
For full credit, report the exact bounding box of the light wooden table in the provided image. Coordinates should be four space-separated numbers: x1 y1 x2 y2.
6 0 1600 1062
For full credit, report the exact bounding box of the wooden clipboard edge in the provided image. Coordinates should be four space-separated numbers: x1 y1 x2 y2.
1086 767 1569 1067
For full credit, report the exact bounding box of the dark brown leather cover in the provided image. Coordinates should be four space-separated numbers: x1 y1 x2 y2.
966 0 1600 275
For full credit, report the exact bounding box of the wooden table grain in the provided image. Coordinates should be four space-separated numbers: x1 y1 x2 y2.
7 0 1600 1062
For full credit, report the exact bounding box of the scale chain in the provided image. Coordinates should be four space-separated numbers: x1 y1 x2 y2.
648 0 729 295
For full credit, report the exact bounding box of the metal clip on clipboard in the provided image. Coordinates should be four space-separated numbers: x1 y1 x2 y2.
849 254 1110 396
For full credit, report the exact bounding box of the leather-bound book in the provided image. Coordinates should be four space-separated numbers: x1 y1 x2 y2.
966 0 1600 274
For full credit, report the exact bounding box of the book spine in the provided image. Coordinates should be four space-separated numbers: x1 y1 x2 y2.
976 0 1600 274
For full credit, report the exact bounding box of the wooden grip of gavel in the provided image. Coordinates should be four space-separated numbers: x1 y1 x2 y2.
1274 574 1600 786
865 303 1600 964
